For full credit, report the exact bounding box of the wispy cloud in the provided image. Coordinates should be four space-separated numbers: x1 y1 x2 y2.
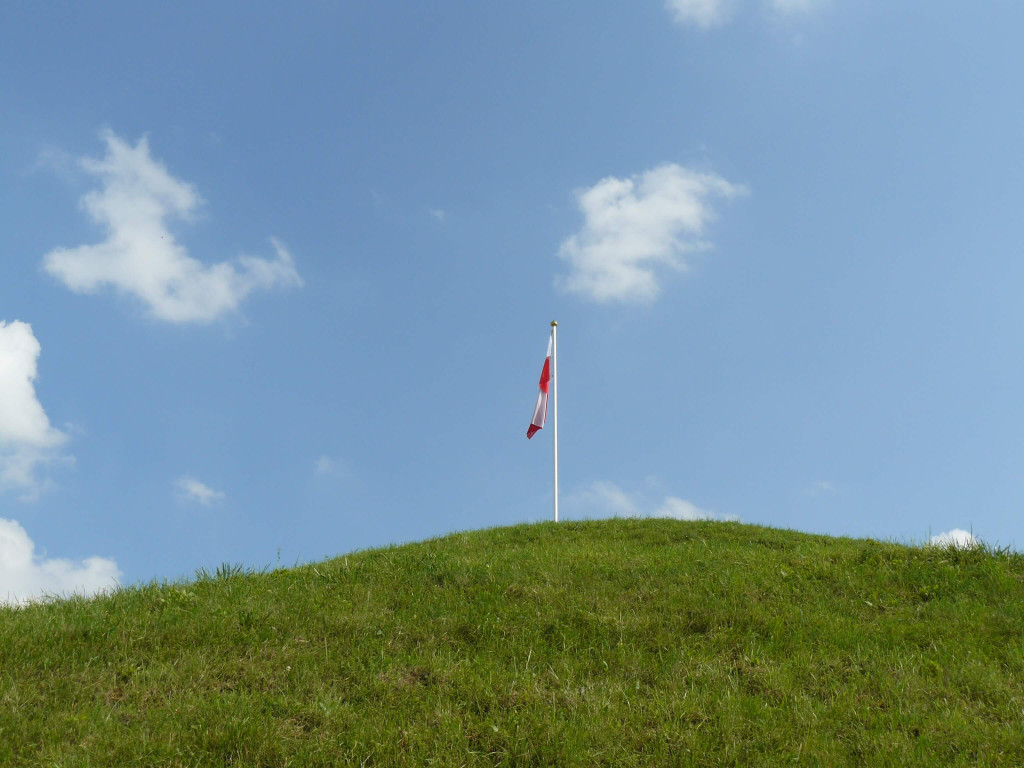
665 0 734 29
176 476 225 507
668 0 825 28
929 529 979 550
0 321 70 501
429 208 446 222
556 164 746 303
767 0 825 17
0 518 120 606
314 455 352 480
43 130 302 324
803 481 835 497
565 480 738 522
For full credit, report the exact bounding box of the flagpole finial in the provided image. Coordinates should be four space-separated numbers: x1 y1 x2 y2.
551 320 558 327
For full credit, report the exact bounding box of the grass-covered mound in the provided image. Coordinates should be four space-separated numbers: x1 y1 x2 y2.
2 519 1023 766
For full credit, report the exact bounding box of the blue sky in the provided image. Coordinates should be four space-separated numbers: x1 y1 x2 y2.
2 1 1023 601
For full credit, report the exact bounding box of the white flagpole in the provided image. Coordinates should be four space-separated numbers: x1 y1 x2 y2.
551 320 559 523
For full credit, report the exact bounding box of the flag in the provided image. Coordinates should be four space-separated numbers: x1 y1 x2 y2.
527 335 552 439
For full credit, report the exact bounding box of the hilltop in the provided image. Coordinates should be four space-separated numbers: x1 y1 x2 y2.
2 519 1023 766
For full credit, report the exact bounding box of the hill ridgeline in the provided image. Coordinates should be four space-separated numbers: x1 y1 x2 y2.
2 519 1023 766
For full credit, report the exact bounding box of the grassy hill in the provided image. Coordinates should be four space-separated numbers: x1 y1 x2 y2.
2 519 1023 766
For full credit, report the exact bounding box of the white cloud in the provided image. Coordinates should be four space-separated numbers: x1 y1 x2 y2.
666 0 733 28
565 481 738 523
429 208 446 222
656 496 739 522
176 476 225 506
43 130 302 324
0 518 120 606
929 529 979 550
566 480 641 517
556 164 746 303
0 321 70 500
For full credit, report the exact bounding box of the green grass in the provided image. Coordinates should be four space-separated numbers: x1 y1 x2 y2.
2 519 1024 766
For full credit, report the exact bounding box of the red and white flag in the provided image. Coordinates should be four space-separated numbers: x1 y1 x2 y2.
527 336 553 439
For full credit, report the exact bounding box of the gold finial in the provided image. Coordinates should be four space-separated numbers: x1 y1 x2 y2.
551 320 558 327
